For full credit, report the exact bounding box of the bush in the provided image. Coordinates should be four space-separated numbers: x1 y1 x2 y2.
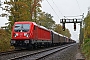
0 29 14 52
82 39 90 60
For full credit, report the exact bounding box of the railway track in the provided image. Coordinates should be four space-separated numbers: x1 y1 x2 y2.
0 50 21 56
0 48 40 57
8 43 75 60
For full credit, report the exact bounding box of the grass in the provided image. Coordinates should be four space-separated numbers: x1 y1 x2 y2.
82 38 90 60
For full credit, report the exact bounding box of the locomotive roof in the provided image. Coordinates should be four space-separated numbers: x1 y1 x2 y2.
50 30 63 36
58 34 63 36
14 21 36 24
14 21 50 31
51 30 59 35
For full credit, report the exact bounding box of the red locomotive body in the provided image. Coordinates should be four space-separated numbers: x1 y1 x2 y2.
11 22 51 49
11 21 76 49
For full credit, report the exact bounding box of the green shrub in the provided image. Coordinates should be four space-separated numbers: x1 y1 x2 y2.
0 29 14 52
82 39 90 60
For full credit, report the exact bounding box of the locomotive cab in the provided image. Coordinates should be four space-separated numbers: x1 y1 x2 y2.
13 23 30 39
11 22 34 48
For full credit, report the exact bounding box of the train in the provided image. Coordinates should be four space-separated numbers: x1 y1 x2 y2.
10 21 76 49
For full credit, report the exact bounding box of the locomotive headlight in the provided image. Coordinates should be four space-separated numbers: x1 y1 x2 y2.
14 33 18 37
24 33 27 36
24 40 29 43
16 33 18 36
24 33 29 37
26 34 28 37
11 40 16 43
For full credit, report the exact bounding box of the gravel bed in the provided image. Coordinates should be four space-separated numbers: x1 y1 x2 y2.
0 46 63 60
0 43 78 60
0 48 44 60
42 43 78 60
0 50 33 60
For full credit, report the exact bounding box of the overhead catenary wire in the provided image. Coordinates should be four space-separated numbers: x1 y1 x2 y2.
46 0 60 19
51 0 83 19
64 0 83 18
75 0 82 14
46 0 83 23
51 0 64 17
64 15 83 18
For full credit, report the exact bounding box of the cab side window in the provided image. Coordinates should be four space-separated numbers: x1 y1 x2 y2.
34 25 36 30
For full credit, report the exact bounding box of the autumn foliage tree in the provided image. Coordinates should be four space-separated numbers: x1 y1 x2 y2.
0 29 13 52
84 13 90 38
3 0 42 31
82 10 90 60
37 12 55 29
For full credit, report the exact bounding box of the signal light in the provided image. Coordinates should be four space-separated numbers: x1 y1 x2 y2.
62 23 65 31
74 23 76 31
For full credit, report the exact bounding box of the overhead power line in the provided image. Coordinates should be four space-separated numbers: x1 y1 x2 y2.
52 0 64 17
65 15 83 17
75 0 82 14
46 0 60 19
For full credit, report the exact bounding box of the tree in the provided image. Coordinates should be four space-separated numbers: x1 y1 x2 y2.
84 14 90 38
37 12 55 29
0 29 12 52
54 24 71 38
2 0 42 31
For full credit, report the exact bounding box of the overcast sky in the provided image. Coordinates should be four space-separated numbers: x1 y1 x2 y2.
0 0 90 42
41 0 90 42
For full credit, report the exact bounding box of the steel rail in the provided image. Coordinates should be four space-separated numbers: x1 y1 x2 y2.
9 43 75 60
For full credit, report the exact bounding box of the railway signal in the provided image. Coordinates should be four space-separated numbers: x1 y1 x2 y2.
0 0 1 6
62 23 65 31
60 18 82 31
60 13 84 47
74 23 76 31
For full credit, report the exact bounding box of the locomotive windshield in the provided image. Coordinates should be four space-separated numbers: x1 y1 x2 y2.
14 24 30 32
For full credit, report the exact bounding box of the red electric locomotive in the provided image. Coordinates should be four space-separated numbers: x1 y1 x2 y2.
11 22 51 49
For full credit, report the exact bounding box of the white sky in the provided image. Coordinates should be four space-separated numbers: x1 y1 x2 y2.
41 0 90 42
0 0 90 42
